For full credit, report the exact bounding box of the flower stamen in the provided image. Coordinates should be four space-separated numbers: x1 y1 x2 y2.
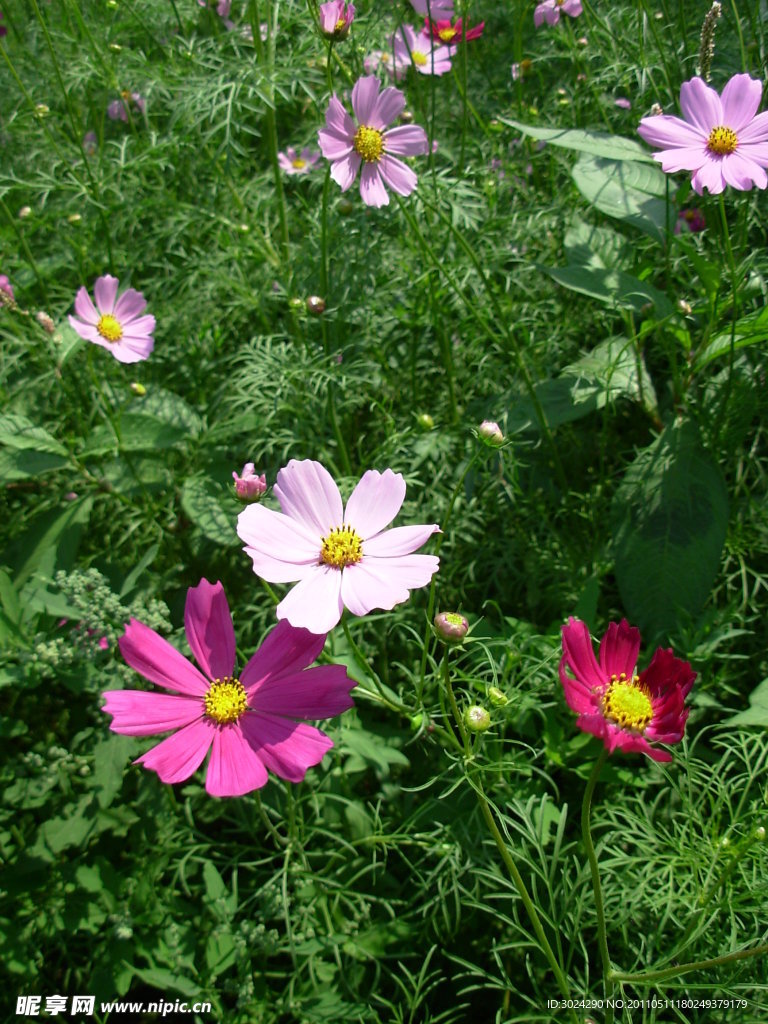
412 50 428 67
97 314 123 343
707 125 738 155
291 157 307 169
204 676 248 724
353 125 384 163
438 27 457 42
602 672 653 732
320 524 363 569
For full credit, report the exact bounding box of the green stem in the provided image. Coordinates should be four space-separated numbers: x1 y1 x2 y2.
610 943 768 985
443 650 470 756
255 791 288 846
712 193 740 444
582 750 614 1023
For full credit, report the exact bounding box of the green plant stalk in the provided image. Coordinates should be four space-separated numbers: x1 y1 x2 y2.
443 651 470 756
712 193 740 443
610 943 768 985
582 750 614 1024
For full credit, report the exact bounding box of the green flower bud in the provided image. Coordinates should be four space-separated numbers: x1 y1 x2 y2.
434 611 469 643
464 705 490 732
488 686 508 707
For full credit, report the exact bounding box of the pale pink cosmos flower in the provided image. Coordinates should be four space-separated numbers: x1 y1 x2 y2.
392 24 454 76
637 74 768 195
107 92 146 122
0 274 13 302
318 76 428 207
104 579 355 796
534 0 582 27
197 0 231 17
363 49 405 82
319 0 355 40
560 617 695 762
409 0 454 19
278 146 321 175
237 459 440 634
233 463 267 501
69 274 155 363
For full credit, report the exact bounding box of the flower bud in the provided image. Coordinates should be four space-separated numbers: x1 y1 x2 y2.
478 420 504 445
19 206 32 219
130 381 146 396
676 299 692 315
464 705 491 732
306 295 326 315
108 42 122 52
36 311 56 334
233 463 267 502
35 104 50 118
416 413 435 431
337 198 355 215
488 686 508 707
756 826 766 841
400 110 414 124
67 213 82 225
288 297 304 311
434 611 469 642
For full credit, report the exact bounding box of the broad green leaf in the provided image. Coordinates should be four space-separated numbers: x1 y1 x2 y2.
724 678 768 727
93 733 137 809
206 930 237 978
693 307 768 370
571 154 669 240
0 448 69 482
130 967 200 1000
13 495 93 589
543 264 673 316
500 119 654 162
564 218 628 270
80 413 187 456
611 419 729 638
0 414 68 455
55 320 86 368
181 476 237 546
137 388 203 436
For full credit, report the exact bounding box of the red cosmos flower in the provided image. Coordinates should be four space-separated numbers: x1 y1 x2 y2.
424 17 484 43
559 617 695 762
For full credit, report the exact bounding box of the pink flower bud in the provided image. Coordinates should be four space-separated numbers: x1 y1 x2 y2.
478 420 504 445
434 611 469 642
319 0 355 40
233 463 267 502
36 311 55 333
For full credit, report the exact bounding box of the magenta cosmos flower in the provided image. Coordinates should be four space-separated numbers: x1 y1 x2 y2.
637 75 768 195
425 18 484 44
392 25 455 76
278 146 321 175
104 579 355 796
237 459 440 634
318 76 428 207
69 274 155 363
560 617 696 762
534 0 582 27
319 0 355 40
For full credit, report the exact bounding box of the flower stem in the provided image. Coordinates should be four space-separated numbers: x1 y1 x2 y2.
582 750 614 1023
610 943 768 985
712 193 740 444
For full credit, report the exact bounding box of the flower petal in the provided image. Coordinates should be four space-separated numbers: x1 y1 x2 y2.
248 664 355 718
363 522 440 557
119 313 155 336
102 689 202 735
598 619 640 679
330 152 362 191
340 553 438 616
351 75 381 126
653 146 708 173
205 722 268 796
241 714 333 784
113 288 147 322
119 618 210 696
640 646 696 699
737 112 768 143
722 152 766 190
110 338 154 363
720 73 763 132
691 158 726 194
238 503 322 582
679 77 722 133
184 579 236 681
276 566 344 633
318 127 355 161
378 155 418 197
241 619 327 691
73 286 99 324
637 115 705 150
343 468 405 538
384 125 428 157
68 316 99 342
274 459 344 535
559 657 598 715
371 85 406 129
360 162 390 206
94 274 119 315
323 95 356 140
135 717 215 783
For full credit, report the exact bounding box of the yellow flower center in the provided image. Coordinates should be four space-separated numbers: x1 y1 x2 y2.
438 27 457 42
412 50 428 67
353 125 384 163
96 314 123 343
334 16 347 31
320 524 363 569
707 125 738 155
204 676 248 724
602 673 653 733
292 157 307 169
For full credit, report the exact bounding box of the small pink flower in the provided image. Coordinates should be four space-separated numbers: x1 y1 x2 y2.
82 131 98 155
559 617 695 762
233 463 267 501
69 274 155 363
237 459 440 633
278 146 321 175
363 50 405 82
107 92 146 122
318 76 428 207
478 420 503 445
409 0 454 18
425 17 484 43
534 0 582 27
637 74 768 195
392 24 454 76
104 579 355 796
319 1 355 40
614 97 631 110
675 207 706 234
0 274 14 301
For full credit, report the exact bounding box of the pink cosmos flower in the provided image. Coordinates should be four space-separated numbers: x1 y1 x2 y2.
363 50 405 82
104 579 355 797
233 463 267 501
318 76 428 207
559 617 696 762
107 92 146 122
278 146 321 175
409 0 454 19
675 207 706 234
0 274 13 302
637 74 768 195
614 97 631 110
534 0 582 27
237 459 440 634
69 274 155 363
424 17 484 43
197 0 231 17
319 0 355 40
392 24 454 76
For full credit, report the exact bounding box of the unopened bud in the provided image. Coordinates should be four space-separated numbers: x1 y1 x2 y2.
233 463 267 502
478 420 504 445
36 311 55 334
464 705 491 732
238 223 250 233
756 826 766 841
306 295 326 315
35 104 50 118
288 297 304 311
19 206 32 219
130 381 146 396
650 102 663 116
337 198 354 215
416 413 434 431
676 299 692 315
434 611 469 642
67 213 82 225
488 686 508 707
108 42 122 52
400 110 414 124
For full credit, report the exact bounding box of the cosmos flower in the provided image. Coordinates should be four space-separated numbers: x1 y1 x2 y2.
104 579 355 796
107 91 146 123
533 0 582 28
0 275 14 302
674 207 706 234
237 459 440 633
637 74 768 195
233 463 267 501
559 617 696 762
68 274 155 363
318 75 428 207
319 0 355 40
392 24 454 76
409 0 454 18
278 146 321 175
424 17 484 43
